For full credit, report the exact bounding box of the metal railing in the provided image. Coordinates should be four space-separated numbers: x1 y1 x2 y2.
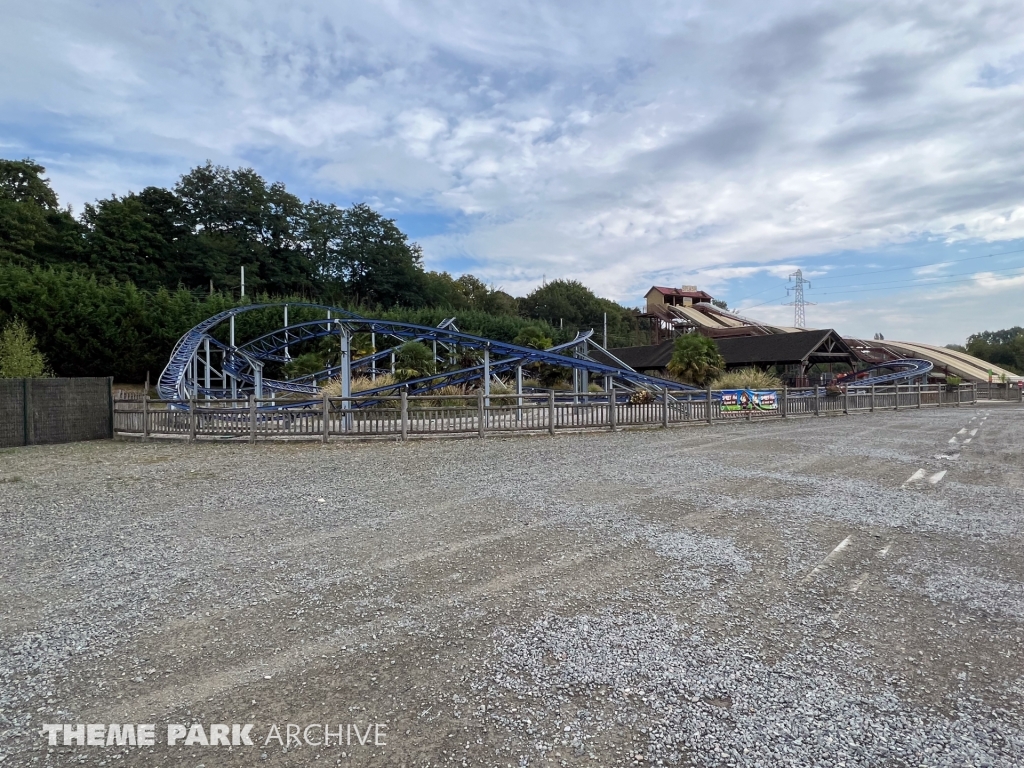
112 383 979 443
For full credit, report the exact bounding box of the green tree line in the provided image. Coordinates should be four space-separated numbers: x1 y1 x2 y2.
0 158 644 380
949 327 1024 375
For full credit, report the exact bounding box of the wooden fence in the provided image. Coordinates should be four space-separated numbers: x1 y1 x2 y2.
976 382 1023 401
113 383 979 443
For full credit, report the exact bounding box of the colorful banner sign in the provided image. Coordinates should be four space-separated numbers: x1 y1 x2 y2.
720 389 778 411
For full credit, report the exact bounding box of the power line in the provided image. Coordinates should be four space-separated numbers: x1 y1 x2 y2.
726 246 1024 302
806 263 1024 293
738 267 1024 311
814 266 1024 298
810 247 1024 283
739 294 791 311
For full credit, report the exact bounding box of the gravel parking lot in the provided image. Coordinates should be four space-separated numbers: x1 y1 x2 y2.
2 404 1024 767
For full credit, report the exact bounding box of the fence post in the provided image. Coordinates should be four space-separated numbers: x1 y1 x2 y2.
548 390 556 435
870 385 875 412
249 394 257 444
142 396 150 442
813 386 820 417
107 376 114 439
843 387 848 415
608 388 617 430
707 383 714 425
662 387 669 428
22 378 33 446
322 392 330 444
956 385 961 407
894 384 900 411
917 384 922 409
400 389 408 441
188 398 196 443
477 389 486 438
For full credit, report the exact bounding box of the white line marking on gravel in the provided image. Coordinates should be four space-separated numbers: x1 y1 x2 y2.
927 470 947 485
849 574 869 593
803 536 852 583
958 428 967 435
934 453 960 461
948 437 958 445
963 438 972 445
905 469 926 485
970 429 978 436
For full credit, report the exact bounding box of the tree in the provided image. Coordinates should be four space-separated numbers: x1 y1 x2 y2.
0 317 51 377
520 279 638 345
520 279 599 328
80 194 174 289
667 334 725 386
0 158 83 268
480 289 518 316
513 326 553 350
174 162 313 296
966 326 1024 375
419 271 472 310
302 201 424 306
394 341 435 381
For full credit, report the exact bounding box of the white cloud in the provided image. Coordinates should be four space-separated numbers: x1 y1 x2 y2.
3 0 1024 343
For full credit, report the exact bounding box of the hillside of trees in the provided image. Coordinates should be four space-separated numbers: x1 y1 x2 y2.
0 158 643 380
949 328 1024 375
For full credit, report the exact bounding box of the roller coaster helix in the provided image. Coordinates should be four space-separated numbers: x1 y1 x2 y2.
158 303 696 408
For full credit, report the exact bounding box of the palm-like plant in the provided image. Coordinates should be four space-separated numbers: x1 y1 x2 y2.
667 334 725 387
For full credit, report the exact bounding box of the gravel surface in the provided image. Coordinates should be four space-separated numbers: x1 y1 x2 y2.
1 403 1023 766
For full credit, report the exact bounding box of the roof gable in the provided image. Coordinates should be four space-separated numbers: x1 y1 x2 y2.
714 330 853 365
646 286 715 300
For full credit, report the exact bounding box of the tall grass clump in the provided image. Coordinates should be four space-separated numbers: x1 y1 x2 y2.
710 368 782 390
320 374 400 409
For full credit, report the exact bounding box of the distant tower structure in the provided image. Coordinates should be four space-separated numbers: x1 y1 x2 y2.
786 269 814 328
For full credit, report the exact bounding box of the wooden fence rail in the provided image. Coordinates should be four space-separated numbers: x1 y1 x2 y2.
112 383 979 443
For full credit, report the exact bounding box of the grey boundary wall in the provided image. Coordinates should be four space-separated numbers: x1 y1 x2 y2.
0 378 113 448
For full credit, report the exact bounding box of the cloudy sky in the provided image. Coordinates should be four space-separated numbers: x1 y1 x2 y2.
3 0 1024 344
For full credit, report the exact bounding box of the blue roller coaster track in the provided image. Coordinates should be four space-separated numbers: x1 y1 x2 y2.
836 359 934 387
159 303 937 407
158 302 695 406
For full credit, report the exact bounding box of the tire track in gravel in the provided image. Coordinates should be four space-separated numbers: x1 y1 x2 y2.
85 536 633 723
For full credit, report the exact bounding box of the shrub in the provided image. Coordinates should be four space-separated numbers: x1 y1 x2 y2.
0 318 52 378
667 334 725 386
282 352 327 379
629 389 655 404
320 374 400 409
513 326 553 350
481 378 517 406
394 341 435 381
426 384 471 408
710 367 781 390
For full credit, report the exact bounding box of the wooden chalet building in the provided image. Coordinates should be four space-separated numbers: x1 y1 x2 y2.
604 329 857 386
